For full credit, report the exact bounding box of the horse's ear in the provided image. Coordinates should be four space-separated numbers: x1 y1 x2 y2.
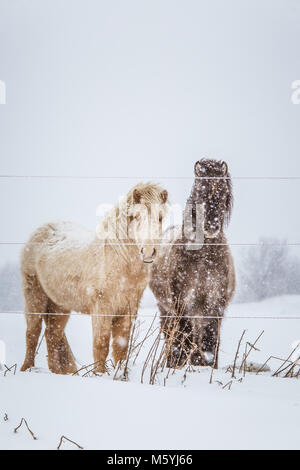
194 161 202 176
160 190 168 203
133 189 141 204
221 161 228 176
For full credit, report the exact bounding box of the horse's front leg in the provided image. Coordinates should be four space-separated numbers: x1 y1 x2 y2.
189 295 224 368
112 303 138 367
204 317 222 368
92 305 113 374
111 315 132 367
191 316 222 368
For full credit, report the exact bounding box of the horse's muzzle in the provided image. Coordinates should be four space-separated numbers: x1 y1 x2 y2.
141 247 157 264
203 224 221 239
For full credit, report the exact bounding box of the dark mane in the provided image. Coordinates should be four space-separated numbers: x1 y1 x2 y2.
192 158 233 234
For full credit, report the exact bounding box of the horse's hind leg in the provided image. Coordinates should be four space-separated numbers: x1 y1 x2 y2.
21 314 43 371
21 274 47 371
45 302 76 375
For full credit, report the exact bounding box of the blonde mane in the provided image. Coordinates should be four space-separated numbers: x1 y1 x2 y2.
97 182 168 260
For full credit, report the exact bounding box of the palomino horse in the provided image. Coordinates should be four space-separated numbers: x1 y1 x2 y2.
21 183 168 374
150 159 235 368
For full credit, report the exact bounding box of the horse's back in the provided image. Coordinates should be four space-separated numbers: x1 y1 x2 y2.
21 222 56 276
21 221 94 275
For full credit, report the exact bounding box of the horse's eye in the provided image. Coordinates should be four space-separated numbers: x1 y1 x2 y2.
159 215 163 223
129 215 135 223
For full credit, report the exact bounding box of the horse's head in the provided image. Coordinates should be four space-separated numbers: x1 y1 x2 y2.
191 159 233 239
127 184 169 264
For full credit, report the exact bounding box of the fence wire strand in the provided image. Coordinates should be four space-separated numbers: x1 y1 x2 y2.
1 175 300 180
0 311 300 320
1 242 300 246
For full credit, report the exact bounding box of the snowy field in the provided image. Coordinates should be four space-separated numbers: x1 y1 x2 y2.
0 294 299 450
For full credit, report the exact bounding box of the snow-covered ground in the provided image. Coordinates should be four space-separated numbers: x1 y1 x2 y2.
0 295 299 450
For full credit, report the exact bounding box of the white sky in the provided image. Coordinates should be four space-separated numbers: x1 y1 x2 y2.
0 0 300 263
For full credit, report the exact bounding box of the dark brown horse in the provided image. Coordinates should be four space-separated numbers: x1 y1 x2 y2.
150 159 235 368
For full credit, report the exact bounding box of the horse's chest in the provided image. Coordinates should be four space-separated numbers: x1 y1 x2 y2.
172 265 202 297
171 256 224 303
106 263 149 295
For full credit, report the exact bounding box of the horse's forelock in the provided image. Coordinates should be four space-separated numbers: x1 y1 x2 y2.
128 182 168 207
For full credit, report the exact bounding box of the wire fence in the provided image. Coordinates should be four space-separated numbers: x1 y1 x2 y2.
1 242 300 246
1 175 300 180
0 311 300 320
0 173 300 320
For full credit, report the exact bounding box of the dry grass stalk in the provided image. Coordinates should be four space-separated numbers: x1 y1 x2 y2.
132 326 159 365
181 367 188 385
14 418 37 440
255 354 294 375
151 318 187 383
149 334 163 385
35 332 45 357
132 315 158 366
134 297 197 385
4 363 17 377
273 342 300 377
222 380 233 390
57 435 83 450
162 304 195 367
72 361 100 376
231 330 246 378
113 359 124 380
163 365 172 387
141 329 161 384
281 354 300 378
122 318 139 381
210 317 221 384
147 305 198 385
257 355 283 375
239 330 264 374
